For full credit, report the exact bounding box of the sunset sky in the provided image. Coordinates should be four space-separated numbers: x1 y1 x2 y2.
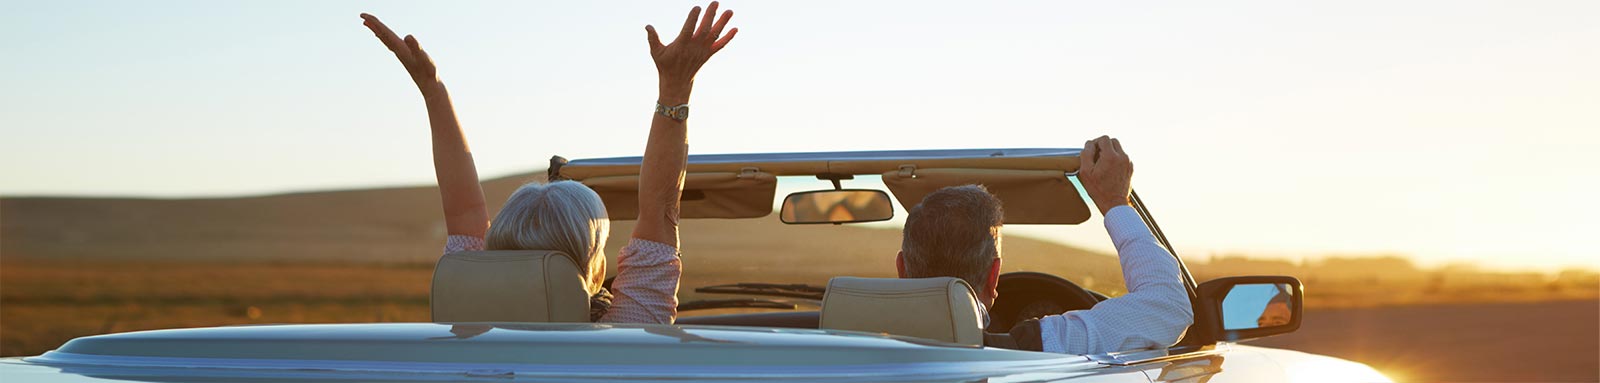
3 1 1596 271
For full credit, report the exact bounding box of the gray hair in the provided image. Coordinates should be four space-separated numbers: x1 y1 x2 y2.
900 185 1004 290
486 181 610 285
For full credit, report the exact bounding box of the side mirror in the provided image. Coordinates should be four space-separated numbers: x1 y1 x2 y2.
1196 276 1303 342
779 189 895 224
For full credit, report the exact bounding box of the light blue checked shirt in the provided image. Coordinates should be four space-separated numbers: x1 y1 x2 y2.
1038 205 1194 354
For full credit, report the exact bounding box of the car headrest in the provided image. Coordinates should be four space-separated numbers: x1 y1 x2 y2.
431 250 590 323
818 277 985 345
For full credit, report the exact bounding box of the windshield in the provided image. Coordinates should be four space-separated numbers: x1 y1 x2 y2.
599 175 1126 316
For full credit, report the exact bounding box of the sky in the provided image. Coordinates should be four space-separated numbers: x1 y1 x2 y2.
1221 283 1283 330
3 1 1597 272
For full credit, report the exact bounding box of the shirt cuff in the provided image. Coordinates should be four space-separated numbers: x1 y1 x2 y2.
1102 205 1151 246
621 238 681 264
443 234 485 254
1039 315 1066 353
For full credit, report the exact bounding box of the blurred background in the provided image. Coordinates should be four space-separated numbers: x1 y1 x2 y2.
3 1 1597 382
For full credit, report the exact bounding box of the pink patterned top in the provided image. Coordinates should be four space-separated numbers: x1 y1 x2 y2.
444 235 682 324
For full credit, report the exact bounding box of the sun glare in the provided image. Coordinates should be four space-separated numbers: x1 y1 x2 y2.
1285 358 1395 383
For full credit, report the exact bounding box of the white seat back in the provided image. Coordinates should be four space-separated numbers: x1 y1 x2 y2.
431 250 590 322
819 277 985 345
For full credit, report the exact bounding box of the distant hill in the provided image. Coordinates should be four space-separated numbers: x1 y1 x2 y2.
2 172 537 263
1 172 1125 291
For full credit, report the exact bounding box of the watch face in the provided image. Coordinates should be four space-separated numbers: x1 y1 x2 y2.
657 104 688 120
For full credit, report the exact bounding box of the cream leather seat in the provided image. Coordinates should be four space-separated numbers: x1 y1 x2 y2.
431 250 590 322
818 277 985 345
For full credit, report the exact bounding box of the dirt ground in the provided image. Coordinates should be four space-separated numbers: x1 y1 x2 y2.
1249 299 1600 383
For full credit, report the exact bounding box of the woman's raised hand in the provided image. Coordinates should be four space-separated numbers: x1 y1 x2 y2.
645 2 738 102
361 13 443 97
359 13 487 239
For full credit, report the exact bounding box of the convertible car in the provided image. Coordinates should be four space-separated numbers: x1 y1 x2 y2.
0 149 1391 382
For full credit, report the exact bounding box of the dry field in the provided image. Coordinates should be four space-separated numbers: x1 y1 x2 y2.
4 259 1595 383
0 173 1125 356
0 260 435 356
1253 299 1600 383
0 228 1119 359
4 174 1597 382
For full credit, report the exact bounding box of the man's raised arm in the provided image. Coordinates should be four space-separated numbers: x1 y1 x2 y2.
1020 136 1194 354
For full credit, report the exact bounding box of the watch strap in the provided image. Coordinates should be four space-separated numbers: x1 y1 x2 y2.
655 103 689 121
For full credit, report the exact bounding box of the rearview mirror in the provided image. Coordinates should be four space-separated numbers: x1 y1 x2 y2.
1196 276 1303 342
780 189 895 224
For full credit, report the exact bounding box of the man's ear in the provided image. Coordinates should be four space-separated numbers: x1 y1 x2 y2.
985 258 1003 296
896 251 908 278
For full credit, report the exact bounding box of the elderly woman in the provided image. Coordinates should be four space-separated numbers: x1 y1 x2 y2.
360 3 738 324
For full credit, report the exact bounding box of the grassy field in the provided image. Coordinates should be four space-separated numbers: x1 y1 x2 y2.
4 258 1595 382
0 260 435 356
0 172 1127 356
0 221 1125 359
3 173 1597 382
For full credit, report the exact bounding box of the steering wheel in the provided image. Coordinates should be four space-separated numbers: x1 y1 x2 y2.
985 272 1101 333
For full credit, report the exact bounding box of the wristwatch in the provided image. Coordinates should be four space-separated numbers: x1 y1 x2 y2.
656 103 689 121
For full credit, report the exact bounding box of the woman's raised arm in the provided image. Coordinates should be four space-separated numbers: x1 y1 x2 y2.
634 2 738 247
362 14 489 239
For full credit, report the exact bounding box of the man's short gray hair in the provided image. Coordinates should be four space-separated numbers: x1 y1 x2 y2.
486 181 610 280
900 185 1004 290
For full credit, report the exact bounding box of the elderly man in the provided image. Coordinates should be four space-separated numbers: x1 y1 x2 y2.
895 136 1193 354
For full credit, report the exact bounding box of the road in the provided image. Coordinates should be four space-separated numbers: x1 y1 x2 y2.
1248 299 1599 382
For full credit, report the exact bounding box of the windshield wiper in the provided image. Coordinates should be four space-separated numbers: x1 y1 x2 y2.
695 283 826 300
678 298 797 312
